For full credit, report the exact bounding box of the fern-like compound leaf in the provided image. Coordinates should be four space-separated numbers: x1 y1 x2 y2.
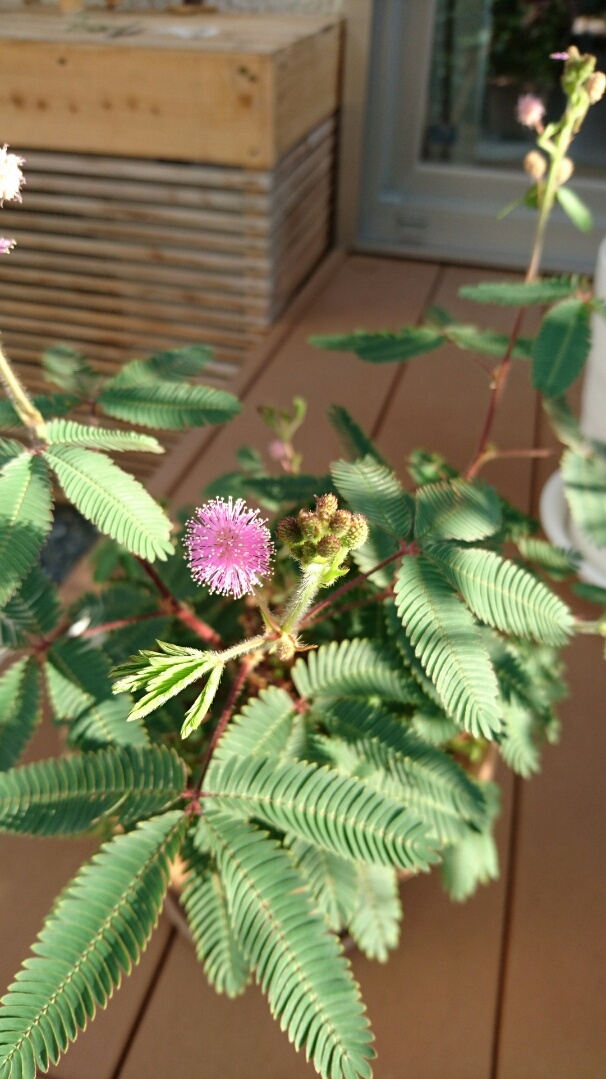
310 326 444 363
516 536 580 580
205 754 438 872
108 346 214 386
0 566 60 648
327 406 388 465
205 813 375 1079
68 697 150 751
98 381 240 430
532 297 591 397
414 477 501 542
213 687 296 763
458 277 577 306
429 543 574 645
112 642 217 723
44 419 164 455
0 810 185 1079
542 395 584 449
45 637 112 722
181 848 250 997
180 664 223 738
286 837 359 932
0 745 186 835
0 659 42 772
292 638 419 705
42 344 101 397
42 445 174 561
499 699 541 778
395 556 502 738
0 393 79 427
0 453 53 606
348 864 401 963
444 324 534 361
562 444 606 548
440 784 500 902
331 455 412 538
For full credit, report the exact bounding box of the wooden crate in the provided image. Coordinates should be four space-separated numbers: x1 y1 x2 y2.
0 11 341 473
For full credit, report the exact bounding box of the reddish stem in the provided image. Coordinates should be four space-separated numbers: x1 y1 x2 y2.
136 557 221 646
194 655 256 795
81 611 162 637
465 307 526 481
303 587 393 629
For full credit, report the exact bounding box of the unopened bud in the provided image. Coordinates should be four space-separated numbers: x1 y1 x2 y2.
277 515 302 545
344 514 369 550
298 541 317 566
330 509 352 537
317 534 343 558
298 509 323 541
556 157 574 185
315 493 339 522
523 150 547 180
586 71 606 104
275 635 296 661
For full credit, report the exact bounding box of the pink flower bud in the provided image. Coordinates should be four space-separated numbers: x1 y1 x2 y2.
516 94 545 129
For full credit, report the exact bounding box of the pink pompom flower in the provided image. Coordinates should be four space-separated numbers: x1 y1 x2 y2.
516 93 546 130
0 145 25 205
185 497 273 598
0 237 15 254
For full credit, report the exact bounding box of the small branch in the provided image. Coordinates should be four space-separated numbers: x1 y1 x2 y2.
136 557 221 646
299 543 417 628
194 654 258 795
0 341 46 437
465 307 525 481
303 587 393 629
80 611 162 637
468 445 555 477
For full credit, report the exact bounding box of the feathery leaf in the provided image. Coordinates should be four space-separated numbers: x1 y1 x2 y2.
331 455 412 538
214 687 296 763
562 444 606 548
0 566 60 648
327 406 388 465
348 864 401 962
0 453 53 606
311 327 444 364
458 277 577 306
98 381 240 430
68 697 150 751
181 848 250 997
107 346 214 386
292 638 419 705
0 659 42 772
532 298 591 397
45 637 112 722
0 393 79 427
44 419 163 455
414 478 501 542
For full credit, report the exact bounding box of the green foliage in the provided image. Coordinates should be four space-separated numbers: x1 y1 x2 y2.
181 848 250 997
68 698 150 751
0 566 60 648
44 418 164 455
516 536 580 580
458 277 578 306
43 445 174 561
414 478 501 542
292 638 418 705
45 637 112 722
532 298 591 397
440 784 500 902
349 864 401 962
205 813 375 1079
98 381 240 430
543 395 584 449
499 699 541 777
331 456 412 539
328 406 388 465
311 326 444 363
0 811 185 1079
556 186 593 232
42 344 101 396
286 837 359 932
214 687 296 763
109 345 214 385
112 642 219 728
0 745 186 835
562 444 606 548
0 393 78 427
395 556 502 738
0 659 41 772
0 453 53 606
444 323 534 361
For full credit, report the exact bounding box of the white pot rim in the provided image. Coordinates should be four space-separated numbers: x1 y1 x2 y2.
539 470 606 589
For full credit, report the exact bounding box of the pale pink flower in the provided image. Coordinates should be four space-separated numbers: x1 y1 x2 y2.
0 237 15 254
550 52 570 61
268 439 289 462
185 497 273 598
0 145 25 205
516 94 546 129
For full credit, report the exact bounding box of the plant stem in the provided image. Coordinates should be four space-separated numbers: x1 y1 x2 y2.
280 562 326 635
136 557 221 647
303 587 393 629
466 307 525 481
299 544 416 628
193 653 258 794
80 611 162 637
0 342 46 437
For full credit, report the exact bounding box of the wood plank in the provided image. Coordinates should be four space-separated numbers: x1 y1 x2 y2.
0 13 340 167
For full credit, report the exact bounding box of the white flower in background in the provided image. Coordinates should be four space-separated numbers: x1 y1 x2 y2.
0 145 25 205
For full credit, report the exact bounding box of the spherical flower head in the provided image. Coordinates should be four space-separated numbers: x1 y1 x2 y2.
556 157 574 185
0 145 25 205
268 438 289 463
586 71 606 105
516 94 545 130
523 150 547 181
0 237 15 254
185 497 273 598
314 493 339 522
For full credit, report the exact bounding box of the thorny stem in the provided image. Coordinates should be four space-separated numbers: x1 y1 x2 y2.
136 557 221 647
193 653 259 796
299 543 418 629
0 341 46 438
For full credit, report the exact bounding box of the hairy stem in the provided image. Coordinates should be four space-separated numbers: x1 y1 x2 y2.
0 341 46 437
299 543 417 628
280 562 326 635
136 557 221 647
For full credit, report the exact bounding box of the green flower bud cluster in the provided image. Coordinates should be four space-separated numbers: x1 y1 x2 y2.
277 494 369 579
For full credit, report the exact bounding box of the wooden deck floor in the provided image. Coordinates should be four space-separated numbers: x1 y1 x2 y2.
2 253 605 1079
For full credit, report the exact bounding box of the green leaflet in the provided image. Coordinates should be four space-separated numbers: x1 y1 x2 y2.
292 638 419 705
458 277 577 306
0 566 60 648
348 864 401 963
42 445 174 561
0 745 186 835
532 298 591 397
181 848 250 997
428 543 574 645
180 665 223 738
327 406 389 466
107 346 214 386
205 754 438 872
286 837 359 932
0 393 79 427
516 536 580 580
542 395 584 449
562 444 606 548
556 185 593 232
331 455 412 539
45 637 113 722
0 659 42 772
395 556 502 738
97 381 240 430
44 419 164 455
414 477 501 542
499 699 541 778
440 784 500 902
311 326 444 364
0 440 24 468
205 813 375 1079
0 453 53 606
213 687 296 763
68 697 150 751
112 642 217 723
42 344 101 397
0 811 185 1079
444 324 534 361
